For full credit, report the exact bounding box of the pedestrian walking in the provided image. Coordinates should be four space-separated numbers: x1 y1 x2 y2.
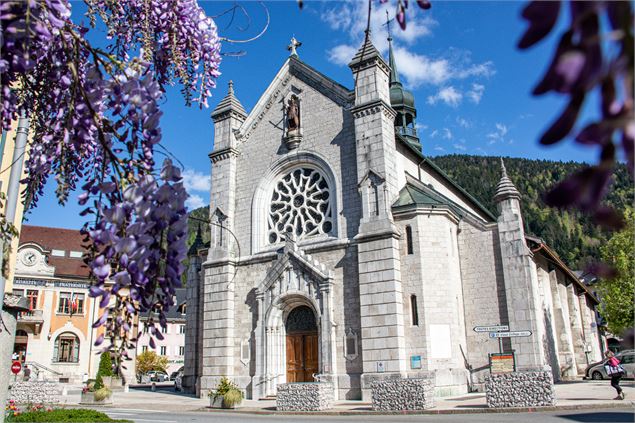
604 351 626 400
22 364 31 382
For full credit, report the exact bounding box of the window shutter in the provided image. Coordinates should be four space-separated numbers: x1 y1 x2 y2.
73 337 80 362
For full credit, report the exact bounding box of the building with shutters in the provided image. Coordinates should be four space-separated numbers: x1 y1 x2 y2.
12 225 103 383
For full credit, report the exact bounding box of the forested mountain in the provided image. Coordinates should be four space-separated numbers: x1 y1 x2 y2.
186 155 633 270
429 155 634 268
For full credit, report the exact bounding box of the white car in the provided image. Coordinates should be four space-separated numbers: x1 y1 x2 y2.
585 351 634 380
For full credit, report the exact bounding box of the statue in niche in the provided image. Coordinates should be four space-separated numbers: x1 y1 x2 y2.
286 96 299 132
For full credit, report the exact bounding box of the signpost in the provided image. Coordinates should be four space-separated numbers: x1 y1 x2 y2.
488 331 532 338
473 325 509 333
474 324 533 370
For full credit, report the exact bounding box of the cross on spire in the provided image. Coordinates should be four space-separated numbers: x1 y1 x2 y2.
385 10 393 42
287 36 302 57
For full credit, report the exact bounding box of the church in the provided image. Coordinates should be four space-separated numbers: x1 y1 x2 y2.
183 34 603 400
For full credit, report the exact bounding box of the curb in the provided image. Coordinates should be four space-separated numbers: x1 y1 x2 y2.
196 401 635 416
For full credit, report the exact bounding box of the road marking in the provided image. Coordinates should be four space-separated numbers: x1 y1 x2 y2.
110 408 168 413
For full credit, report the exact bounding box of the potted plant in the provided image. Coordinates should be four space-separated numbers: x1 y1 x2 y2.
80 375 113 405
208 377 244 409
97 352 114 388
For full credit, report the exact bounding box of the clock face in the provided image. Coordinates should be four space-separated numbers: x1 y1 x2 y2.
21 250 38 266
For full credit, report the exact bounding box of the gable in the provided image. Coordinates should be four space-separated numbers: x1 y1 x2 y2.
236 56 353 144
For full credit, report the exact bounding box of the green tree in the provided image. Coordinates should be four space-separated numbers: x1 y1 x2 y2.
97 352 113 378
597 208 635 336
135 351 168 375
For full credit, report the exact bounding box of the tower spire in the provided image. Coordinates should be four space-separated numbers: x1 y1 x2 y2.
386 10 401 86
494 158 521 203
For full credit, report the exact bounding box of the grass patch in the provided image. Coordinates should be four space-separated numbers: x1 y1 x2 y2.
6 408 131 422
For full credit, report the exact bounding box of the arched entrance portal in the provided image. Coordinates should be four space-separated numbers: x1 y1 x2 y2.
285 305 318 383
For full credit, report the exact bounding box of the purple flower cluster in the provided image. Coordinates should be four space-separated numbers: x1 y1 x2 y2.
379 0 431 30
1 0 220 368
519 1 633 229
86 0 222 107
86 159 188 359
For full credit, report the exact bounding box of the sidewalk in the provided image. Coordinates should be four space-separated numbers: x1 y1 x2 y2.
64 380 635 415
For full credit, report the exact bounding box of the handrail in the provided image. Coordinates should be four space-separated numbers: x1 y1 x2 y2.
25 361 62 376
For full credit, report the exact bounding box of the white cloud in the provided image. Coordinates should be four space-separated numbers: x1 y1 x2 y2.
427 86 463 107
186 194 206 210
486 123 509 144
453 143 467 151
456 117 471 128
322 2 493 90
430 129 439 138
466 83 485 104
433 146 446 152
442 128 453 140
327 44 358 66
182 169 211 192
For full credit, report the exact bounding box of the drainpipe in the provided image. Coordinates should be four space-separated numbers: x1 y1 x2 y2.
0 111 29 423
0 112 29 296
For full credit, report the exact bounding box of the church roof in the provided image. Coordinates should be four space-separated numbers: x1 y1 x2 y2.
526 236 599 304
348 32 386 69
494 158 521 202
388 36 415 111
211 80 247 120
395 134 497 221
188 223 205 256
393 175 466 218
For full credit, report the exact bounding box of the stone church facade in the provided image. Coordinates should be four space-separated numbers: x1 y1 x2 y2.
183 36 602 400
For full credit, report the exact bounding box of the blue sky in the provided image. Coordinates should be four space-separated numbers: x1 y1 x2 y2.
25 0 605 229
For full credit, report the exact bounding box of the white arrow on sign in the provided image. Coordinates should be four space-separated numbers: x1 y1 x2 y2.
474 325 509 333
489 331 532 338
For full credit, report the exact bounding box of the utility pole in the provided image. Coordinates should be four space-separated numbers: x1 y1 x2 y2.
0 112 30 423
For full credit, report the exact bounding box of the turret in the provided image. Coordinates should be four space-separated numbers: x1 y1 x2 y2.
386 15 420 151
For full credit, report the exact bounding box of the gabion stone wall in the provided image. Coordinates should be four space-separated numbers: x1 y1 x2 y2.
371 377 435 411
9 381 61 404
276 382 334 411
486 371 555 408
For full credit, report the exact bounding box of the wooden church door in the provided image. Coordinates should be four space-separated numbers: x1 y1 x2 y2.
285 306 318 383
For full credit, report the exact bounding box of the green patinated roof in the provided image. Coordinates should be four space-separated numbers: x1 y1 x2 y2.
393 180 465 218
395 133 497 222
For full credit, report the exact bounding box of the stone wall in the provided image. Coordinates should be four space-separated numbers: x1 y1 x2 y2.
276 382 334 411
485 371 555 408
9 381 61 404
371 377 434 411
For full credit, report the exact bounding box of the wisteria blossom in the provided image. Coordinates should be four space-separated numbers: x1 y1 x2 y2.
519 1 634 230
0 0 220 371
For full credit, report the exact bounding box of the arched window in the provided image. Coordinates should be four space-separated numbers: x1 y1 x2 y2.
410 295 419 326
54 332 79 363
406 226 413 255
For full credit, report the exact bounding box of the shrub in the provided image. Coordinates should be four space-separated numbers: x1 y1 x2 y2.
6 408 130 422
222 389 244 408
208 377 243 407
97 352 114 377
93 374 104 391
93 387 112 402
135 350 168 375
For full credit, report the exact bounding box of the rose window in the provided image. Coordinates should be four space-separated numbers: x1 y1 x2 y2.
268 167 333 244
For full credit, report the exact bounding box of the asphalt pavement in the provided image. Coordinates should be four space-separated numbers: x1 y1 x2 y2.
103 408 635 423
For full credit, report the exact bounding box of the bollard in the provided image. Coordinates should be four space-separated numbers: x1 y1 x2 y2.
151 383 156 392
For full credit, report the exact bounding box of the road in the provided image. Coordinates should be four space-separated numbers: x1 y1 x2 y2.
104 408 634 423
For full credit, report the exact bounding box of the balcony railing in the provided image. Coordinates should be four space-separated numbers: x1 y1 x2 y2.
397 126 418 138
18 309 44 323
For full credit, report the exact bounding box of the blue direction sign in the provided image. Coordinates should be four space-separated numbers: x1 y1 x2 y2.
489 331 532 338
